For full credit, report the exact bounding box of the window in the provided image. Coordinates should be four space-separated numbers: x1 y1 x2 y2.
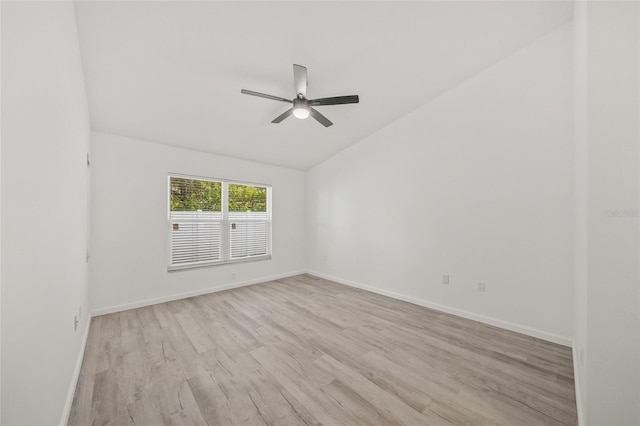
168 175 271 270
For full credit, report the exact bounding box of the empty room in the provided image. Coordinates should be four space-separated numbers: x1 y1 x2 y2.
1 1 639 425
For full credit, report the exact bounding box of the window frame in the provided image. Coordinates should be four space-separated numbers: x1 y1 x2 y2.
167 173 272 271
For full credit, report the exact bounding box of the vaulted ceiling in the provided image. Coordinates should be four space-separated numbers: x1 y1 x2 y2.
74 1 573 170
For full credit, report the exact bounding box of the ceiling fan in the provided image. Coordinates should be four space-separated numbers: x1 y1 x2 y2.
241 64 359 127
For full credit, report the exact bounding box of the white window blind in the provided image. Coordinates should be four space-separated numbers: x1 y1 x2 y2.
168 176 271 270
228 183 269 259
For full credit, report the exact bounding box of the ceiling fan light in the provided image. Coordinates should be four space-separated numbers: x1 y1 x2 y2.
293 106 310 119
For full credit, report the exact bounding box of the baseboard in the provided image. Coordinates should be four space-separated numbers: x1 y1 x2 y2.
60 315 92 426
572 341 585 426
91 270 306 317
307 270 572 347
91 269 572 347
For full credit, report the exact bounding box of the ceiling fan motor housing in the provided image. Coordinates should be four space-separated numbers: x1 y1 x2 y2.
293 97 310 119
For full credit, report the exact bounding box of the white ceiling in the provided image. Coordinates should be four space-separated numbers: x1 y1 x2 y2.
74 1 573 170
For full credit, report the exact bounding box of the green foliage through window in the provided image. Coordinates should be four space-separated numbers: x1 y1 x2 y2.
170 177 221 211
229 184 267 212
170 177 268 212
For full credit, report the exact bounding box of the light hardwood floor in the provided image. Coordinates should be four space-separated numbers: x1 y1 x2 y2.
69 274 577 425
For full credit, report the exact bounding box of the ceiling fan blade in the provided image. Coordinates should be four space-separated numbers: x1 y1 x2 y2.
241 89 292 103
309 107 333 127
293 64 307 97
271 108 294 123
310 95 359 106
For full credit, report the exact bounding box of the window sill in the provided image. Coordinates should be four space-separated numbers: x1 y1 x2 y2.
167 254 272 272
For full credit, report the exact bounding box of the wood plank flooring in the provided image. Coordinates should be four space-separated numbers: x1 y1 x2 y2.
69 274 577 425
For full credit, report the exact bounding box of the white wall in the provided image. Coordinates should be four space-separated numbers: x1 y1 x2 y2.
1 2 91 425
89 132 306 313
572 1 588 422
574 2 640 424
307 24 574 344
1 2 4 419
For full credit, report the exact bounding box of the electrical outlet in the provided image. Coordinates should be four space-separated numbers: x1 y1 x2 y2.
231 272 236 280
478 282 486 292
74 315 79 332
323 255 328 262
442 275 450 285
